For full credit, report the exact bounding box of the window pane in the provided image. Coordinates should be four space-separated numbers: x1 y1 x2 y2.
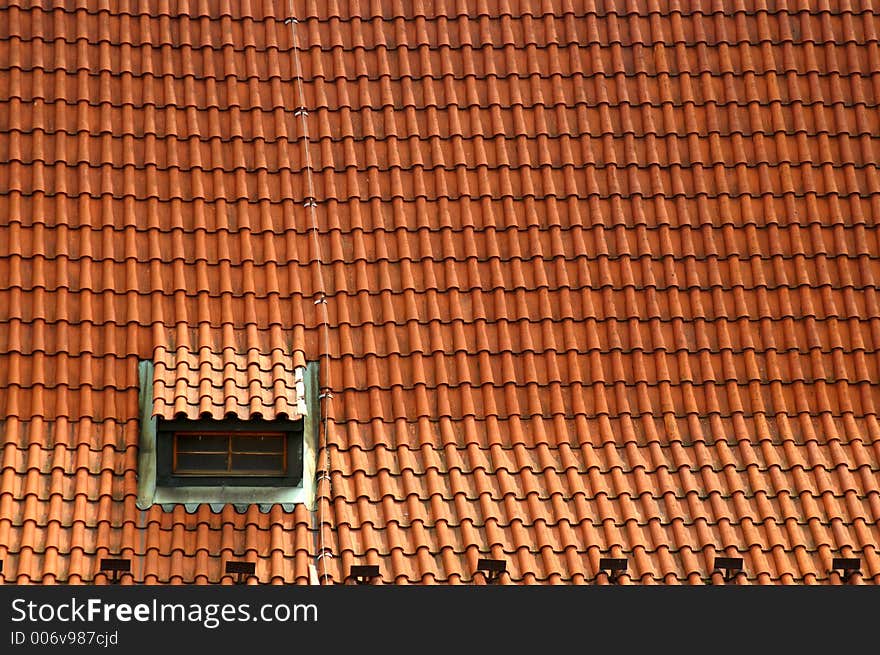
176 434 228 453
176 453 228 473
230 453 285 474
232 435 284 454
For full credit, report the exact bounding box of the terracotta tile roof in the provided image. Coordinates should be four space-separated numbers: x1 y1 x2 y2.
152 329 307 420
1 0 880 585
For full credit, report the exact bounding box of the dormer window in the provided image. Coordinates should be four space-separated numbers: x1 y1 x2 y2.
156 418 304 488
136 350 318 509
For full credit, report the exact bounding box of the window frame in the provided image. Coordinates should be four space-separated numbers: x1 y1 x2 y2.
172 431 288 477
156 417 304 488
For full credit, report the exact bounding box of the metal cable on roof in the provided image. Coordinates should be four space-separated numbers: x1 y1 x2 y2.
285 8 335 585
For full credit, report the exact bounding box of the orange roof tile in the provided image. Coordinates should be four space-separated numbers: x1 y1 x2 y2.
152 330 307 420
1 0 879 585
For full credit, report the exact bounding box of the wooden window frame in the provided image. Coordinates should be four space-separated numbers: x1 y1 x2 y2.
172 431 288 477
156 417 303 488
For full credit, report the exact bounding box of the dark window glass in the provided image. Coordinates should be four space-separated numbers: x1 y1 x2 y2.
176 452 228 472
232 435 284 454
177 434 227 452
231 453 285 474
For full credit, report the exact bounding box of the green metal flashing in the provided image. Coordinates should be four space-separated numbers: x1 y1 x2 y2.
136 359 319 510
136 360 158 510
300 359 319 511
